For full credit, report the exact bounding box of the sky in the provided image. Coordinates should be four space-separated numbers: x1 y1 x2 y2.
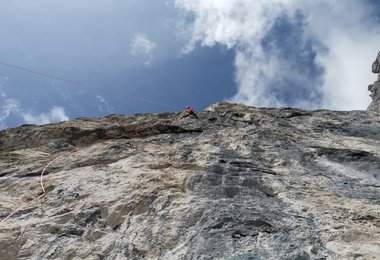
0 0 379 129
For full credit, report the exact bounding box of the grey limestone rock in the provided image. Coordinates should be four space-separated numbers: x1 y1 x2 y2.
0 102 380 259
368 51 380 112
372 51 380 73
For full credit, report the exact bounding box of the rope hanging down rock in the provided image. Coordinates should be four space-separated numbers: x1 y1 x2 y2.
0 153 65 224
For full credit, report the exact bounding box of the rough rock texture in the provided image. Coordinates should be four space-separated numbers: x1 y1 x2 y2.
368 51 380 112
0 102 380 259
372 51 380 73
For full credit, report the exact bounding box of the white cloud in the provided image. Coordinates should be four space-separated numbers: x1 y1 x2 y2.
302 1 380 110
0 81 21 127
0 81 71 128
96 95 114 114
130 33 157 66
175 0 380 110
0 99 20 121
22 106 69 125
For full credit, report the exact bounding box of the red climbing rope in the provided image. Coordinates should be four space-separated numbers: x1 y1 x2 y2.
0 153 64 224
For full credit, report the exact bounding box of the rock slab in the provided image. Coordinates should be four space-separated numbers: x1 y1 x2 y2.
0 103 380 259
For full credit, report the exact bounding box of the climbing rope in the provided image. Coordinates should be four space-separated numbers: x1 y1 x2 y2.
0 60 189 224
0 61 182 111
0 153 65 224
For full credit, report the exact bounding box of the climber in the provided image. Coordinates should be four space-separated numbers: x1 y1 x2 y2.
181 106 198 119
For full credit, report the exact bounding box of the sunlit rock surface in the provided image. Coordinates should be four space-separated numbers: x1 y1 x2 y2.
0 102 380 259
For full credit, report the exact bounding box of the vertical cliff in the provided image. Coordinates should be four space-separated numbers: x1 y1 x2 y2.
0 103 379 259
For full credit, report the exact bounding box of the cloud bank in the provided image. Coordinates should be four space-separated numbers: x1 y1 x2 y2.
0 79 21 128
175 0 380 110
22 107 69 125
0 78 69 129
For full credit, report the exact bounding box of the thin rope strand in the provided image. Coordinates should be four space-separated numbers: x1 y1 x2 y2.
0 153 64 224
0 62 89 88
0 61 182 111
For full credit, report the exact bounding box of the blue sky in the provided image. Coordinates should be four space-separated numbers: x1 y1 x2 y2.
0 0 379 129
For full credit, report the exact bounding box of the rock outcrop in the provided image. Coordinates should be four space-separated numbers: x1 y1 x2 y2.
1 103 380 259
368 51 380 112
372 51 380 73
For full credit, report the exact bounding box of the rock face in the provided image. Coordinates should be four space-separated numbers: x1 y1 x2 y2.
372 51 380 73
0 102 380 259
368 51 380 112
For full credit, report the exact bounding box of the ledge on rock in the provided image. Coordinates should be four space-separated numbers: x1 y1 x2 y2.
0 114 203 152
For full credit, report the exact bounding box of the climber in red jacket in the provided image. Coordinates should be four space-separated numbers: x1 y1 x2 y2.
181 106 198 118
